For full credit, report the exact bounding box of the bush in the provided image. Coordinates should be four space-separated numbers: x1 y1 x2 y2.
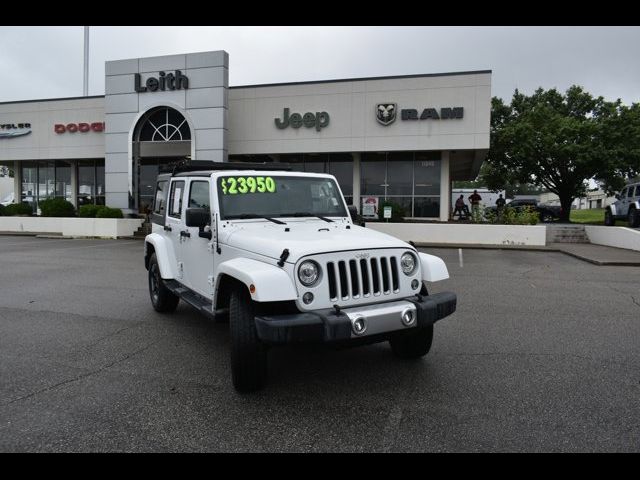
479 205 539 225
0 204 5 216
39 198 76 217
377 200 407 222
4 203 33 216
78 204 106 218
95 206 123 218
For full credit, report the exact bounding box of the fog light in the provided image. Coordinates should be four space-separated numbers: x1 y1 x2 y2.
411 279 420 290
352 316 367 336
303 292 314 304
401 309 415 327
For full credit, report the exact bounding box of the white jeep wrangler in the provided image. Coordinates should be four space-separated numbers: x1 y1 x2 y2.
604 181 640 228
144 161 457 392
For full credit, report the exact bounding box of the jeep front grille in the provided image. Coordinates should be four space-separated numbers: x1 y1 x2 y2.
327 256 400 301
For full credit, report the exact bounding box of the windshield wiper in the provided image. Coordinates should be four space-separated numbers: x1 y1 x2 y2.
225 213 286 225
280 212 334 222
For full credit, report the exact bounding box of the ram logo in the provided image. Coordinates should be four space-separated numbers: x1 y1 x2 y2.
376 103 397 126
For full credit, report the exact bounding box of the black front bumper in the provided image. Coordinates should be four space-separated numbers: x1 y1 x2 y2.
254 292 457 344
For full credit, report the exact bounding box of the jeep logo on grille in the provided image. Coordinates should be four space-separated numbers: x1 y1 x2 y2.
355 253 370 259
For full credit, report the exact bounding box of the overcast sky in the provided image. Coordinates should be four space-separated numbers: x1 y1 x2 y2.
1 26 639 104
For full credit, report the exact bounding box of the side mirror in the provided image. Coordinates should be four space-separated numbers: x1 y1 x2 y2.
185 207 210 228
347 205 358 220
615 194 621 200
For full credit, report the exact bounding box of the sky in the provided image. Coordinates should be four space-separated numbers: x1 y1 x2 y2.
1 26 639 105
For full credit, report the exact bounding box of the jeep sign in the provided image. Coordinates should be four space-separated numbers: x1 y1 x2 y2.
275 108 330 131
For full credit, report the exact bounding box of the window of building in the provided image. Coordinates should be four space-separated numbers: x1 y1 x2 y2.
328 153 353 205
360 151 441 217
20 160 79 212
77 159 105 206
138 107 191 142
361 153 387 196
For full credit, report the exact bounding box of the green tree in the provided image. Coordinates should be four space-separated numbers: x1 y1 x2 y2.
484 86 640 221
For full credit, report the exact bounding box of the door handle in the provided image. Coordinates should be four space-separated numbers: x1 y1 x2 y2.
180 230 191 238
164 225 172 232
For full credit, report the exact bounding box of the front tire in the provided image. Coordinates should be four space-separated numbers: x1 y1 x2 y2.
389 325 433 359
148 253 179 313
604 209 615 226
230 286 267 392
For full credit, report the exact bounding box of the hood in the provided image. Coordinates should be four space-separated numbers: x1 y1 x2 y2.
220 219 409 262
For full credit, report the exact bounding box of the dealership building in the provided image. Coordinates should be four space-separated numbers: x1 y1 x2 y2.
0 50 491 221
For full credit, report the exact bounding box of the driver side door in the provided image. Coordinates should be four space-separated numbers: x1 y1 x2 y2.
181 179 215 298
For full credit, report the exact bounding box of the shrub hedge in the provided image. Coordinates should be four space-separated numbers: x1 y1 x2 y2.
95 206 124 218
39 198 76 217
4 203 33 216
78 204 106 218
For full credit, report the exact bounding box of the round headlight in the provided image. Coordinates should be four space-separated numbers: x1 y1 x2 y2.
401 252 417 276
298 260 321 286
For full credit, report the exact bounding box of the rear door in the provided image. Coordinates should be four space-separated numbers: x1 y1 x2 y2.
619 187 629 216
166 178 186 282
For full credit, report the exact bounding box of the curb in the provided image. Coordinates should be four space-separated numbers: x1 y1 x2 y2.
413 242 640 266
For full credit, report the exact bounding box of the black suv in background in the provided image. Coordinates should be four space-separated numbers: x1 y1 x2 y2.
486 199 563 222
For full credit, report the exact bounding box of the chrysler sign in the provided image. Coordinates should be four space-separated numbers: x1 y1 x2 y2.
0 123 31 139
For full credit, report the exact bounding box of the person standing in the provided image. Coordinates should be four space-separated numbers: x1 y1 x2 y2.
453 194 469 220
495 193 506 221
468 190 482 215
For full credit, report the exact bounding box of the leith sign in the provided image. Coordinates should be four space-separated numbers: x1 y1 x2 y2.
134 70 189 93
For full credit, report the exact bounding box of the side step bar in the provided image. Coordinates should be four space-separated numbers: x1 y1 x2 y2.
164 279 222 320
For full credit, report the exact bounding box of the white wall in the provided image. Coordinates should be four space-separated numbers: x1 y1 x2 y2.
585 226 640 252
228 72 491 155
366 222 547 246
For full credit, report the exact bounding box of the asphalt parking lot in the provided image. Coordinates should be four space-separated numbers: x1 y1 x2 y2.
1 236 639 452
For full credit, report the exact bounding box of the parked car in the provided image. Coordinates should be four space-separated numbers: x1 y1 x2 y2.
605 181 640 227
144 161 457 392
486 199 563 222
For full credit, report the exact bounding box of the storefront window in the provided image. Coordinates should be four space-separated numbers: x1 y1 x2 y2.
386 152 413 196
55 161 72 201
361 153 386 196
414 197 440 217
21 165 37 208
414 152 441 196
77 159 105 206
38 161 55 201
328 153 353 198
303 153 327 173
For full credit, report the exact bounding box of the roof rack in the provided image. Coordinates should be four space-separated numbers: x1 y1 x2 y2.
160 159 292 176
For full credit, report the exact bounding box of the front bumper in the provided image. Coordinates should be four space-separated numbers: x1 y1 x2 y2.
254 292 457 344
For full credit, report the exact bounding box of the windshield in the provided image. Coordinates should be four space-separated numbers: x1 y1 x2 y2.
217 175 347 220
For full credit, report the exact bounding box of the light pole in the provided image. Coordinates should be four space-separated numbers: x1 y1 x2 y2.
83 26 89 96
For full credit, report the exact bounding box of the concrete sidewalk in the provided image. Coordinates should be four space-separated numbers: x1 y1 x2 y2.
414 241 640 266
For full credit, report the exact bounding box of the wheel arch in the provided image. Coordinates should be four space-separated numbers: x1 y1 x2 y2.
145 233 177 279
215 257 298 303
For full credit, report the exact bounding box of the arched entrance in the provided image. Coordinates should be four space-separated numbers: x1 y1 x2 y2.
132 106 191 213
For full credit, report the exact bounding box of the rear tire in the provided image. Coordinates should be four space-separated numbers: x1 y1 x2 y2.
541 211 554 223
230 285 267 392
604 209 615 226
629 208 640 228
148 253 179 313
389 325 433 359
